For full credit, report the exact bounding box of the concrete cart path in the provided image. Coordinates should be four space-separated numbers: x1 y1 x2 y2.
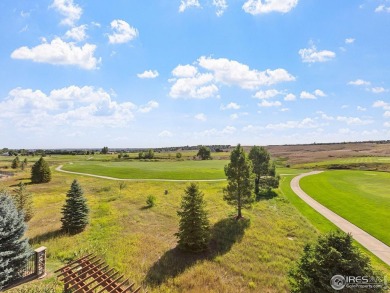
291 171 390 267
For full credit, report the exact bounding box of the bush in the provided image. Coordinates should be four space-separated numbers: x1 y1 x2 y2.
146 195 156 207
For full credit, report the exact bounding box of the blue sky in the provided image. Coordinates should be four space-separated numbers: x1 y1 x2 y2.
1 0 390 148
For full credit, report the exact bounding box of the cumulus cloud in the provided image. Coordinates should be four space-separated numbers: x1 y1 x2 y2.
172 64 198 77
108 20 138 44
137 70 159 79
258 100 282 107
138 101 159 113
179 0 201 12
370 87 386 94
50 0 82 26
11 37 100 70
348 79 370 86
242 0 298 14
265 118 318 130
195 126 236 137
158 130 173 137
375 5 390 13
254 89 281 99
220 102 241 110
195 113 207 121
345 38 355 44
383 111 390 117
336 116 373 125
300 89 326 99
284 93 296 101
299 45 336 63
357 106 367 111
169 73 218 99
65 24 87 41
0 86 156 128
213 0 228 16
198 56 295 89
372 100 390 110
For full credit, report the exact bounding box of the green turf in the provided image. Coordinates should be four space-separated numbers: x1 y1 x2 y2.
299 170 390 246
61 160 229 180
296 156 390 168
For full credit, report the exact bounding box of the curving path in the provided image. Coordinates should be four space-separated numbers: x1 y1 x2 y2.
291 171 390 266
55 165 227 182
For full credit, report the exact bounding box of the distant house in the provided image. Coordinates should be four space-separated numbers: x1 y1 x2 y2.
1 152 10 156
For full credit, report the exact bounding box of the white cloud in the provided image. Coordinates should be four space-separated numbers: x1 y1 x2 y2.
371 87 386 94
108 20 138 44
339 128 351 134
179 0 201 12
221 102 241 110
222 126 236 134
137 70 159 79
280 108 289 112
198 56 295 89
65 24 87 41
341 105 349 109
195 126 236 137
254 89 280 99
318 112 334 120
138 100 159 113
0 86 147 128
195 113 207 121
300 91 316 99
383 111 390 117
384 122 390 128
213 0 228 16
300 89 326 99
265 118 318 130
375 5 390 13
284 93 296 101
345 38 355 44
373 100 390 110
172 64 198 77
169 73 218 99
11 37 100 70
336 116 373 125
348 79 371 86
242 0 298 14
314 89 326 97
299 45 336 63
50 0 82 26
230 113 239 120
258 100 282 107
357 106 367 111
158 130 173 137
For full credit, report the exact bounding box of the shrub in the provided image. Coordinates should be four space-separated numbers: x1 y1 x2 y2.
146 195 156 207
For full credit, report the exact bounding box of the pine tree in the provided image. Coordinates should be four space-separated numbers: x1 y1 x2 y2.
61 179 89 234
175 183 210 252
12 182 34 222
11 156 20 169
223 144 254 219
289 231 386 292
0 192 31 290
31 157 51 183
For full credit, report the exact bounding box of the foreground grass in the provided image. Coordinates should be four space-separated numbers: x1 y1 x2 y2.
61 160 229 180
279 174 390 277
3 166 320 292
300 170 390 246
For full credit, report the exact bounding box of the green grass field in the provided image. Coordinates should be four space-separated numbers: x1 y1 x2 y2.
296 156 390 169
300 170 390 247
61 160 229 180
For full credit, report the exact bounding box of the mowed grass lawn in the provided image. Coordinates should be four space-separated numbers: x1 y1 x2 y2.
296 156 390 168
300 170 390 246
61 160 229 180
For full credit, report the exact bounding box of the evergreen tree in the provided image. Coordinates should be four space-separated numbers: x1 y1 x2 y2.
289 231 386 292
31 157 51 183
11 156 20 169
61 179 89 234
101 146 109 154
248 146 279 197
12 183 34 222
223 144 254 219
175 183 210 252
0 192 31 290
